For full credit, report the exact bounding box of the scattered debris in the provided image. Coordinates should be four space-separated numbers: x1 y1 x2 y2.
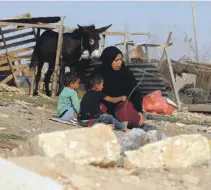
0 84 25 95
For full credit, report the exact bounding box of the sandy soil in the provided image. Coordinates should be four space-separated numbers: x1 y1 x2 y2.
0 91 211 157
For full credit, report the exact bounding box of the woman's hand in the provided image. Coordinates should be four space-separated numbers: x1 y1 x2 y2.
121 96 127 102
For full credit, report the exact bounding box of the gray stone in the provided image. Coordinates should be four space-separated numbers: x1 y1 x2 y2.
118 129 167 152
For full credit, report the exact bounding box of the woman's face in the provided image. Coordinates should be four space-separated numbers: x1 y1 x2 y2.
111 54 123 71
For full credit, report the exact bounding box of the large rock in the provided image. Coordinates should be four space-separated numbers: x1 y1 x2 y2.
0 157 62 190
7 124 121 167
124 134 211 168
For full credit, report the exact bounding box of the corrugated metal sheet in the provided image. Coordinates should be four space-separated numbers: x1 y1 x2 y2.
84 61 167 98
127 63 167 98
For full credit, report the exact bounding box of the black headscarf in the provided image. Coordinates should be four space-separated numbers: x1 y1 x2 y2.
93 46 143 115
100 46 125 71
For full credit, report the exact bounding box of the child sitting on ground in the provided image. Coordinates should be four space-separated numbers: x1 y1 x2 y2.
57 72 80 123
79 75 129 132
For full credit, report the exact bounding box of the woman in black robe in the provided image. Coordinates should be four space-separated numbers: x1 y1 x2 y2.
89 46 146 129
98 46 142 114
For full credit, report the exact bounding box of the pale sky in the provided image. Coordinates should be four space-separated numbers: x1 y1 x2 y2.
0 1 210 61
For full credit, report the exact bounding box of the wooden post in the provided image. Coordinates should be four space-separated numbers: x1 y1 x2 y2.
192 2 199 63
144 45 149 62
123 24 129 63
157 31 172 70
52 16 64 96
0 28 19 87
100 34 105 54
30 28 40 97
164 46 182 111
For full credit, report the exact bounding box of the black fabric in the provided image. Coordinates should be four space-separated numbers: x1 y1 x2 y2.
92 46 143 116
79 90 107 120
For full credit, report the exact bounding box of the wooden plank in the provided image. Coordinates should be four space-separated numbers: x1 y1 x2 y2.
49 117 79 126
2 26 32 35
0 54 32 66
10 54 32 60
0 27 19 87
192 3 199 63
7 46 34 54
129 32 150 36
115 40 134 46
30 28 39 97
0 70 19 84
1 22 148 37
137 42 173 48
188 104 211 112
0 21 150 37
101 31 150 36
0 59 8 66
158 32 172 71
52 16 64 96
0 46 33 57
6 13 31 19
0 21 64 30
0 31 34 43
0 13 31 30
0 38 36 49
164 47 181 111
123 24 129 63
0 63 29 71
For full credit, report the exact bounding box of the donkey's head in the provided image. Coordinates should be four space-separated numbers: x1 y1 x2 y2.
77 24 112 60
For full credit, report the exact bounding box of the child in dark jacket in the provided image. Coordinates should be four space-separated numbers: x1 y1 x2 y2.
79 75 129 132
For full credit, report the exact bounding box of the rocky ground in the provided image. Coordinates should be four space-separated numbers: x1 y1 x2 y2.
0 86 211 189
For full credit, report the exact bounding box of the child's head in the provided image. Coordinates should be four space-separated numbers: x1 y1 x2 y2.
88 75 104 91
64 72 80 90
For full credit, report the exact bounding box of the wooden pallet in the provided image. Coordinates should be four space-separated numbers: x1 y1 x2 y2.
0 13 36 87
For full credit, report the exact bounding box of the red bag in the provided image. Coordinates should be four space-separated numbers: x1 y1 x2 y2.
142 90 176 115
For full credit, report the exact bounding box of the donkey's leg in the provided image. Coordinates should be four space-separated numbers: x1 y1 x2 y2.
44 66 54 97
58 61 66 96
34 65 42 96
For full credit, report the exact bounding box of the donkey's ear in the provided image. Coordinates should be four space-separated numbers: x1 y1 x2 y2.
77 24 83 29
96 24 112 33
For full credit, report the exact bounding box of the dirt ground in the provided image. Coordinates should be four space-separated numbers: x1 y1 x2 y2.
1 91 211 189
0 90 211 158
